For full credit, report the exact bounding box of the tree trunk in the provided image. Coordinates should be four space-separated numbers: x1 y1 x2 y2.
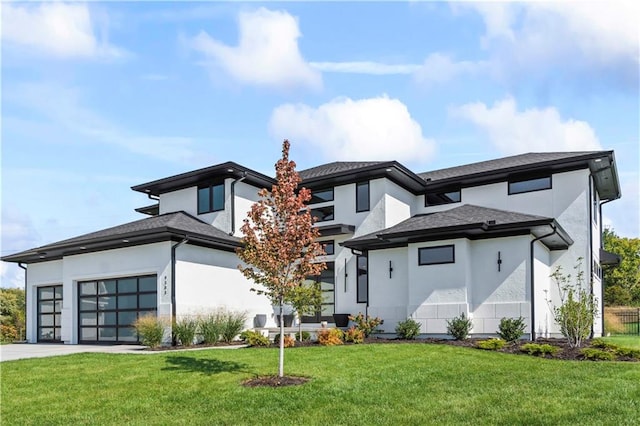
279 298 285 378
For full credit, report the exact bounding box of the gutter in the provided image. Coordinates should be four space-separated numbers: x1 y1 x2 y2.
18 263 27 342
171 237 189 323
229 172 247 236
529 225 561 341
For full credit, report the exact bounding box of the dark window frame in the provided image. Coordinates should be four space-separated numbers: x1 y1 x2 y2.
77 275 157 344
197 182 225 214
356 181 370 213
301 262 335 323
322 240 335 256
357 254 368 303
309 188 334 205
311 206 335 222
508 175 552 195
37 285 63 342
425 189 461 206
418 245 455 266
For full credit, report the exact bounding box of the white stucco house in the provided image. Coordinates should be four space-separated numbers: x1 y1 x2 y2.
2 151 621 344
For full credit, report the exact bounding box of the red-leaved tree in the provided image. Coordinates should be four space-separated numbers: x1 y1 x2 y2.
238 140 325 377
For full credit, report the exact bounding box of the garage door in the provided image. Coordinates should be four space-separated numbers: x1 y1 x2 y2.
78 275 157 343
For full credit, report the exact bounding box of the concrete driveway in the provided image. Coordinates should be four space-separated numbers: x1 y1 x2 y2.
0 343 145 362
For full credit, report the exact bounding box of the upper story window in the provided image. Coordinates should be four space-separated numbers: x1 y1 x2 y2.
425 189 461 206
508 176 551 195
419 245 455 265
356 181 370 212
309 188 334 204
311 206 334 222
322 240 335 255
198 182 225 214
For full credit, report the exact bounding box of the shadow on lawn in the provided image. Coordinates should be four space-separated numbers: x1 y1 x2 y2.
163 356 250 376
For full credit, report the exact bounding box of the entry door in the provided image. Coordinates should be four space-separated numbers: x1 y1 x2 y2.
37 285 63 342
302 262 335 323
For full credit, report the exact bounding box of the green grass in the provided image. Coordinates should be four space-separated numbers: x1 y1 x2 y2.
2 344 639 425
603 335 640 349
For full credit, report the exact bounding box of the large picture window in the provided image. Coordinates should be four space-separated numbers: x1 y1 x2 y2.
508 176 551 195
418 245 455 265
198 182 225 214
301 262 335 323
78 275 157 343
356 181 370 212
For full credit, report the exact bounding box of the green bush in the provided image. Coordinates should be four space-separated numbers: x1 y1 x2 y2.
497 317 526 343
0 324 18 343
520 343 559 357
173 317 199 346
199 312 224 344
240 330 270 347
344 326 364 343
133 314 166 348
349 313 382 337
446 313 473 340
221 311 247 343
477 338 506 350
395 318 421 340
590 338 619 351
317 328 344 346
581 348 615 361
295 331 311 341
614 347 640 360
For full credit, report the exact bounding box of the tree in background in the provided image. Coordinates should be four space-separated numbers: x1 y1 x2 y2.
0 287 26 342
603 228 640 306
288 280 322 341
238 140 326 378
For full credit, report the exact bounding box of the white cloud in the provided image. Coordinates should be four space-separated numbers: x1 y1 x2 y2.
269 96 435 162
188 7 321 90
453 97 602 154
1 2 125 59
310 61 420 75
414 53 487 87
463 2 639 87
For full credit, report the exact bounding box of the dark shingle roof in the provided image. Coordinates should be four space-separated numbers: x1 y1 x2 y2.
2 212 240 263
299 161 386 180
343 204 572 250
419 151 604 182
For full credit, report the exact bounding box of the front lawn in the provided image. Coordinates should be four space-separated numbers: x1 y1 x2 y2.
2 344 639 425
603 335 640 349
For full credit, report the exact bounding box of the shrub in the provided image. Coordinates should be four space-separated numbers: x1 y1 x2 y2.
295 331 311 342
344 326 364 344
446 313 473 340
395 318 421 340
199 312 224 344
173 316 199 346
548 260 598 348
221 311 247 343
497 317 526 343
273 333 296 347
581 348 615 361
349 313 382 337
240 330 270 347
520 343 559 357
317 328 344 346
590 338 619 351
133 314 166 348
615 347 640 360
0 324 18 343
477 338 506 350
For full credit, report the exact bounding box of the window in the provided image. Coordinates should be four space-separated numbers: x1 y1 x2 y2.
508 176 551 195
322 240 335 255
309 188 334 204
356 181 370 212
357 255 368 303
301 262 335 323
38 285 62 342
418 245 455 265
198 182 225 214
311 206 334 222
425 189 461 206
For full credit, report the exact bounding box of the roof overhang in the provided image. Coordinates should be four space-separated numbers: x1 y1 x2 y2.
135 204 159 216
132 162 276 196
600 248 621 266
342 219 573 251
315 223 356 237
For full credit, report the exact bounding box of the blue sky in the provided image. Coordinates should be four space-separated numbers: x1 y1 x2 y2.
1 1 638 287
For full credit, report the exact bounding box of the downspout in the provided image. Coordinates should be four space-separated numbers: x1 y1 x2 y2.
171 237 189 323
18 263 27 342
529 226 560 341
588 178 594 338
229 172 247 236
599 198 616 335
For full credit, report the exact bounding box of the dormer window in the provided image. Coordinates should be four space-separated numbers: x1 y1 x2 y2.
198 182 225 214
425 189 461 206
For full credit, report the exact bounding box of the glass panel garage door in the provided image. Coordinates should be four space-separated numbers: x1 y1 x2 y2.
38 285 63 342
78 275 157 343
